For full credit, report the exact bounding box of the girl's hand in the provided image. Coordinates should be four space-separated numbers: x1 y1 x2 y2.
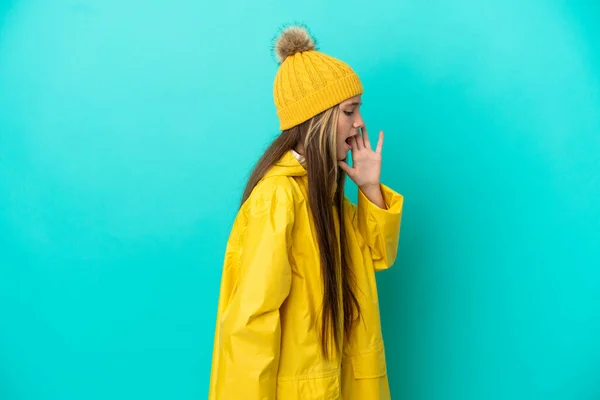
338 126 384 191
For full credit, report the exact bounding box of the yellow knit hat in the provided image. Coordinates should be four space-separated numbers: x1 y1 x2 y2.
273 25 364 131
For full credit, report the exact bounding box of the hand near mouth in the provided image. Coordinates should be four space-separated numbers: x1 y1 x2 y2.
338 126 384 191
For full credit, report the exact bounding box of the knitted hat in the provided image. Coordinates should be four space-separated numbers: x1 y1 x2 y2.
273 25 363 131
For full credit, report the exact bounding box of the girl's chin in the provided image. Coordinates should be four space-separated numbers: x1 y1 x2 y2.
338 147 350 159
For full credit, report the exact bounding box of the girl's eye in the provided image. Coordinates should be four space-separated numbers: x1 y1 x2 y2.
344 111 354 116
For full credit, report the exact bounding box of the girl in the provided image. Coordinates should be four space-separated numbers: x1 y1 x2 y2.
209 25 403 400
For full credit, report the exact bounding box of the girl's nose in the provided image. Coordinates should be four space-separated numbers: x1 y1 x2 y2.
353 115 365 129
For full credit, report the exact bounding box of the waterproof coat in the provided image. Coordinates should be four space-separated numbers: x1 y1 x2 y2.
209 151 403 399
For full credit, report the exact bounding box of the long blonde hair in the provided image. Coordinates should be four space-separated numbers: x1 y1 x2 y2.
240 106 360 358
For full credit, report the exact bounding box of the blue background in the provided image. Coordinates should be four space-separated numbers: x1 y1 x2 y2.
1 0 599 399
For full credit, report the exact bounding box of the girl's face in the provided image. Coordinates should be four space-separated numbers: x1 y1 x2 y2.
336 95 364 161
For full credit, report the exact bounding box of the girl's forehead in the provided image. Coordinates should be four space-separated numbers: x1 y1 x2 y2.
341 95 362 106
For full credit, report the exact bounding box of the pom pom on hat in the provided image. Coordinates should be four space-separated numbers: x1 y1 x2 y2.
272 24 363 130
273 24 317 64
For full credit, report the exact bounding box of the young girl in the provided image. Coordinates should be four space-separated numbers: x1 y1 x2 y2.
209 25 403 400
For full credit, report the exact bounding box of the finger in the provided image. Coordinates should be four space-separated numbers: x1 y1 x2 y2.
338 160 354 177
362 126 372 150
375 130 384 154
352 135 363 151
347 138 355 165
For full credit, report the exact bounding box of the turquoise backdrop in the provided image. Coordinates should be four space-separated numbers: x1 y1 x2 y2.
1 0 599 399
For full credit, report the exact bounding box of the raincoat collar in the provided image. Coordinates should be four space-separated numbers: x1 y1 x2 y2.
264 151 341 201
264 151 307 178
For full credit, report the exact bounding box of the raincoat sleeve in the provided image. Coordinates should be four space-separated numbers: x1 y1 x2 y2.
353 183 403 271
212 184 294 399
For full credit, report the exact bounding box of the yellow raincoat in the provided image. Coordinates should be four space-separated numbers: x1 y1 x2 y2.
209 151 403 399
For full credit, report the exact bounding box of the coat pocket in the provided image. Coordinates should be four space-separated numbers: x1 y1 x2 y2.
277 370 341 400
350 345 387 379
